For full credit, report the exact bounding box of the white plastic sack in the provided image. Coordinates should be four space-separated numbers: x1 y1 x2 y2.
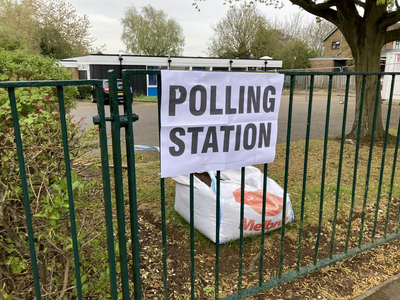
173 166 294 243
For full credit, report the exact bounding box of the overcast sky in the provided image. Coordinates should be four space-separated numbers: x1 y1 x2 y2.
67 0 308 57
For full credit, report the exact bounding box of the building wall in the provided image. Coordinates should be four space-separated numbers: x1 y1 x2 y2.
385 41 394 50
382 52 400 100
323 30 352 57
65 67 79 80
323 29 397 58
310 60 335 70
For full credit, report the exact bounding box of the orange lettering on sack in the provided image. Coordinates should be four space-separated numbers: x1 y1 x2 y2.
239 218 255 230
239 218 288 231
233 189 283 216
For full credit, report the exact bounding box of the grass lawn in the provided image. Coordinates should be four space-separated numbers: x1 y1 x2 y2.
133 95 157 102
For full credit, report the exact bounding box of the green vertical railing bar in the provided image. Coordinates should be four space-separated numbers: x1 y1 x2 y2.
359 75 381 247
278 75 295 279
121 72 141 299
190 173 195 299
238 167 246 293
297 75 314 270
8 87 42 300
345 75 366 253
259 164 268 284
156 74 168 300
160 176 168 300
314 75 333 264
56 86 83 299
108 70 130 299
94 82 118 299
330 75 350 259
215 170 221 299
392 118 400 233
379 75 395 239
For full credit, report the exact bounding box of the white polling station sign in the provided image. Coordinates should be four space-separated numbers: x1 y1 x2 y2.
160 70 284 178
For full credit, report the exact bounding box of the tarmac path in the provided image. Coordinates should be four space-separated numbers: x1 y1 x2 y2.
71 92 400 148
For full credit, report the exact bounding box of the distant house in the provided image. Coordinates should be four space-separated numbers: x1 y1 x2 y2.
60 54 282 97
310 24 400 71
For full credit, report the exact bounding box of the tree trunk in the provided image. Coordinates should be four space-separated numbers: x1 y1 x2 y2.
346 30 385 141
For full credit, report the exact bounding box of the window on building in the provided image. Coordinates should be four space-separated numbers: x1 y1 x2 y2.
394 41 400 49
78 70 87 80
147 66 167 86
213 67 229 72
332 41 340 49
232 67 246 71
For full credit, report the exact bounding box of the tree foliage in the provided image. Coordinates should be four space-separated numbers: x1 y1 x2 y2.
303 19 336 55
251 28 284 59
207 4 267 58
197 0 400 69
279 39 319 69
33 25 74 59
268 12 335 56
0 0 94 58
121 5 185 56
207 4 318 69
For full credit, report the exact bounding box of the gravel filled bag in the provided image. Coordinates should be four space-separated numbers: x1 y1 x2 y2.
173 166 294 243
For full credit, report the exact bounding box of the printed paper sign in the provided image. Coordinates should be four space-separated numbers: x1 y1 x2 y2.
396 54 400 71
160 70 284 178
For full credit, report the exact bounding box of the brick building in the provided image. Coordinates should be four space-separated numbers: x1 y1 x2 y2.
310 24 400 71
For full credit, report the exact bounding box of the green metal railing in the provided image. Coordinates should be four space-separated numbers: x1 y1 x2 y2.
1 79 119 300
1 70 400 299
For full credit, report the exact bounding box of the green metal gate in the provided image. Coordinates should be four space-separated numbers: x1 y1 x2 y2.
1 70 400 299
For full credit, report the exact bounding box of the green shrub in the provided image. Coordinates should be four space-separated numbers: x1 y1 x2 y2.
0 51 106 298
76 85 94 99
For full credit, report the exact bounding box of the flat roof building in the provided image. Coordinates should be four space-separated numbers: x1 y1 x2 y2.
60 54 282 96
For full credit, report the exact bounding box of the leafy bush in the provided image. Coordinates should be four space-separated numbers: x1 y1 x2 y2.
76 85 94 100
0 51 107 298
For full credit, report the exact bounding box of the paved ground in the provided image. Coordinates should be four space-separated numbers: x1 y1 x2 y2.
354 273 400 300
71 92 400 147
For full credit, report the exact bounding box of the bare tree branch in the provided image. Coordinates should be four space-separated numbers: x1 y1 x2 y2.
354 0 366 8
384 28 400 43
289 0 339 25
381 9 400 28
59 257 71 300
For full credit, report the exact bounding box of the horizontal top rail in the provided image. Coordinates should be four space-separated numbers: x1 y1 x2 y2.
1 72 398 88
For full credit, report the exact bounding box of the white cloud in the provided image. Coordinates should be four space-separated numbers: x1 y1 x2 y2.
88 14 125 52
